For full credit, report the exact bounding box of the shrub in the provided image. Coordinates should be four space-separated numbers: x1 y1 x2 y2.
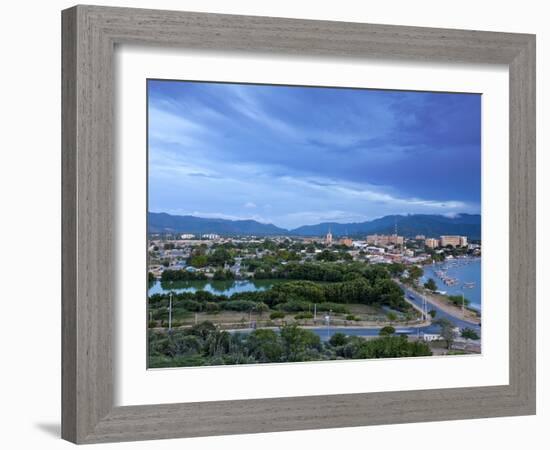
461 327 480 340
276 300 311 312
329 332 348 346
205 302 220 313
269 311 286 320
317 303 350 314
294 312 314 320
379 325 396 336
345 314 361 321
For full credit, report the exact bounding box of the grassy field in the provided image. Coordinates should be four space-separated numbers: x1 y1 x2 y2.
148 302 425 331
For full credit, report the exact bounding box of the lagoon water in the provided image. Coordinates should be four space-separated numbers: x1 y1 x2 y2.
148 279 278 296
421 257 481 311
149 259 482 311
149 267 481 339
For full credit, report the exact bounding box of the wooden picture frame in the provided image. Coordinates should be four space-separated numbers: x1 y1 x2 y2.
62 5 536 444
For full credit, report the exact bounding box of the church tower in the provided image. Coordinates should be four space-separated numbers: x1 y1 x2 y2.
325 226 333 245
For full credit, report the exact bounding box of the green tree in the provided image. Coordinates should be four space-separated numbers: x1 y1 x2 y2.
269 311 285 320
187 254 208 268
280 323 321 362
408 265 424 282
208 247 235 267
329 332 348 346
461 328 480 340
379 325 396 336
434 318 456 350
247 329 283 362
424 278 437 291
388 263 406 277
428 309 437 319
447 295 470 307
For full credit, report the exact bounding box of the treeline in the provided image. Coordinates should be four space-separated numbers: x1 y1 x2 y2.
161 269 207 282
149 277 410 315
160 268 235 283
253 261 392 283
187 247 236 268
148 321 432 367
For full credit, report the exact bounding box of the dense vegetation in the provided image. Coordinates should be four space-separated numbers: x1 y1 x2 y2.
148 321 432 367
148 266 413 328
161 269 207 282
251 261 383 282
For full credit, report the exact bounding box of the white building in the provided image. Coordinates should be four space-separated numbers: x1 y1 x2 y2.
421 333 441 342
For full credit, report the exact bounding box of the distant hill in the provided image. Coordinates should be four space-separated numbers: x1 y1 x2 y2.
291 214 481 239
149 212 481 239
148 212 288 236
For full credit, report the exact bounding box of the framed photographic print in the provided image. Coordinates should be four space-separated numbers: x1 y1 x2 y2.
62 5 536 444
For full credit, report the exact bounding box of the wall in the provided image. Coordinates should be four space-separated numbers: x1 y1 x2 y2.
0 1 546 449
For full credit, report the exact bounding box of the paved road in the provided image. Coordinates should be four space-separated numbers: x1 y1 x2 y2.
400 284 481 333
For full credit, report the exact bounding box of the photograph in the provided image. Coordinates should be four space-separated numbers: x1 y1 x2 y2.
146 79 482 368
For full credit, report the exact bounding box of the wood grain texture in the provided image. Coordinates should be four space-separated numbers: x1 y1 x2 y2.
61 5 536 444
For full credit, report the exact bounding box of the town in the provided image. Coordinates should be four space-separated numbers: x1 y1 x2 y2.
148 230 481 280
147 229 482 367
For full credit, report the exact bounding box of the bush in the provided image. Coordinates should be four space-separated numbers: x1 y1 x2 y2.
317 303 350 314
218 300 257 312
423 278 437 291
269 311 286 320
461 327 480 340
204 302 220 313
294 312 314 320
329 332 348 346
379 325 396 336
276 300 311 312
447 295 470 307
345 314 361 321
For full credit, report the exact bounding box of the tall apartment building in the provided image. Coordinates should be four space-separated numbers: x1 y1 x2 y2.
366 234 404 246
424 238 439 249
440 235 468 247
339 237 353 247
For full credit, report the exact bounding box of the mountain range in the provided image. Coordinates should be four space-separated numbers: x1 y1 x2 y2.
149 212 481 240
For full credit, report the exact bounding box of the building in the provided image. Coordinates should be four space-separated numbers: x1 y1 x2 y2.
180 233 195 239
421 333 441 342
440 235 468 247
339 237 353 247
325 228 333 245
425 238 439 249
366 246 385 254
366 234 404 246
202 233 220 240
415 234 426 240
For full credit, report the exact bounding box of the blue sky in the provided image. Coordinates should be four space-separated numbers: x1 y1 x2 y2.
148 80 481 229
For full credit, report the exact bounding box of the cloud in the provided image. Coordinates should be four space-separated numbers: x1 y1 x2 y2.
147 80 481 228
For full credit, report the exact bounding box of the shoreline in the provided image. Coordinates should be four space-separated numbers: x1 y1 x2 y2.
397 280 481 325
